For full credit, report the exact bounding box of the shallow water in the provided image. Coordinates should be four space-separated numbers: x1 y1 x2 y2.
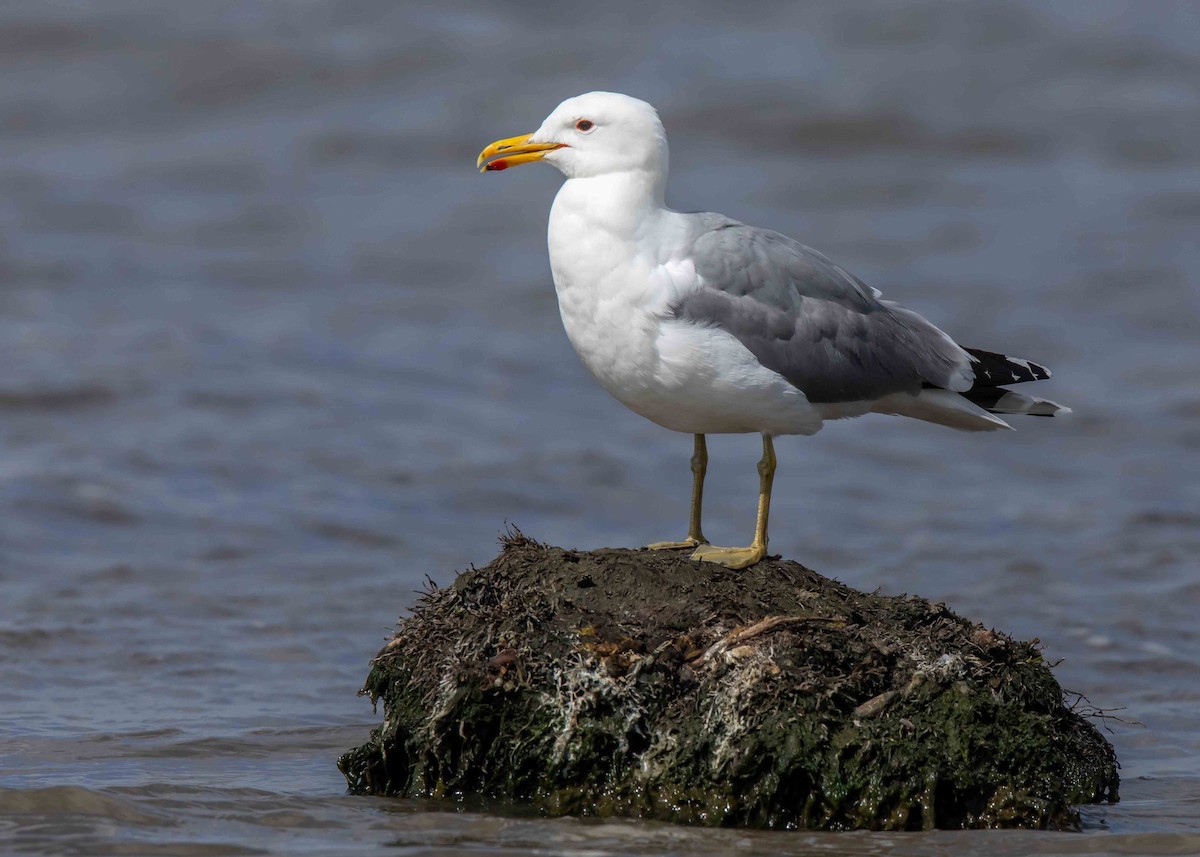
1 1 1198 854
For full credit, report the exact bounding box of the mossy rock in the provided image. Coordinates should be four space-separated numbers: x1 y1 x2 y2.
339 532 1118 830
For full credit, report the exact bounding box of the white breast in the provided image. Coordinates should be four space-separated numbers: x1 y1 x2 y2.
545 177 824 437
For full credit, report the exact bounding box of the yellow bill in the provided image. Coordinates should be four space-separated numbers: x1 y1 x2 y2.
477 134 564 172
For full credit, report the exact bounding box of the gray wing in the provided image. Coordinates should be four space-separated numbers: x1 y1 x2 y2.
672 218 974 403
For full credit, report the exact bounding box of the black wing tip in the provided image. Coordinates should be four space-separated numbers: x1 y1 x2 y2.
964 347 1052 387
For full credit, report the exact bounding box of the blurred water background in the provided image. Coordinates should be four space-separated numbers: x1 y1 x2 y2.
1 1 1198 854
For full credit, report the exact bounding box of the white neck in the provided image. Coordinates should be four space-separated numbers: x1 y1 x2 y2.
550 169 667 241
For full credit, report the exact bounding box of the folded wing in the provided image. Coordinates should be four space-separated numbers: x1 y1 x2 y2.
671 218 1068 428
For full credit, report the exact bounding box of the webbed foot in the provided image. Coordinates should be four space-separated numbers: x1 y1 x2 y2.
646 537 707 550
689 542 766 570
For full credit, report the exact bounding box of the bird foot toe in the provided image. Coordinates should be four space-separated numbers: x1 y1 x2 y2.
646 538 705 550
689 544 765 570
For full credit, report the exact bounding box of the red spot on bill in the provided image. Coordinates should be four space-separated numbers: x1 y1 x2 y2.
486 159 508 171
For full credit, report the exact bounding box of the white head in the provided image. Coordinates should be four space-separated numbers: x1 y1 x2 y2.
477 92 669 182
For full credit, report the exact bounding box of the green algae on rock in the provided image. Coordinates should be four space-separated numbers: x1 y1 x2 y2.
338 532 1118 830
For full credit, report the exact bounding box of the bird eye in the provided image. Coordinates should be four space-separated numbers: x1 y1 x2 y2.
575 119 595 133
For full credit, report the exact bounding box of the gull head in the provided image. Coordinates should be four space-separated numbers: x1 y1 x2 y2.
477 91 668 181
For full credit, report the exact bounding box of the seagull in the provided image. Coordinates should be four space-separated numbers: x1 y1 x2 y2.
477 92 1067 570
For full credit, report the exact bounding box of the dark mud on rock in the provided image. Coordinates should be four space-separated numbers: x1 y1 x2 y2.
340 532 1118 830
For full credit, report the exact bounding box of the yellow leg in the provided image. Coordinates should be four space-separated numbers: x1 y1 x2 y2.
691 434 775 570
646 434 709 550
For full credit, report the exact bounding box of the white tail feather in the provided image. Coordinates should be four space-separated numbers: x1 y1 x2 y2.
986 390 1071 417
871 389 1014 432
